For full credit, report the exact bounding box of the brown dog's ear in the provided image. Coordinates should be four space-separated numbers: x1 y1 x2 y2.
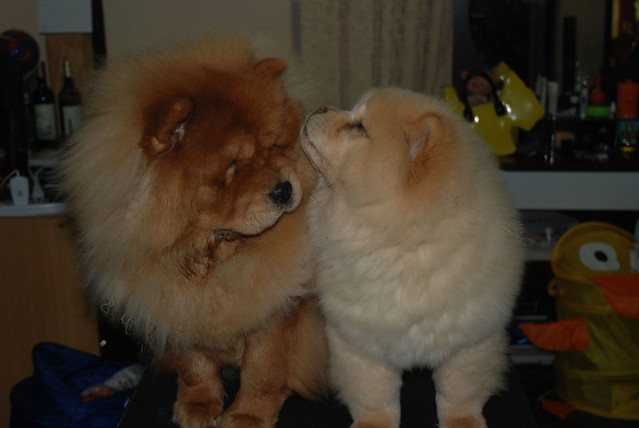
143 97 195 158
404 113 442 164
254 58 287 79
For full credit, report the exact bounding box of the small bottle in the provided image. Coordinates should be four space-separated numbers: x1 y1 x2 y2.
578 76 589 120
33 61 58 150
59 60 82 138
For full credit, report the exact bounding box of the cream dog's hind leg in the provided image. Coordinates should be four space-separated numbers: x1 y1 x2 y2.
433 334 508 428
327 328 402 428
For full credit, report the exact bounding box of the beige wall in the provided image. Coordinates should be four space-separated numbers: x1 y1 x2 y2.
103 0 292 58
0 0 292 61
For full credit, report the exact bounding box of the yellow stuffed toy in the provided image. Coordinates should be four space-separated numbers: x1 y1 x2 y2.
445 63 545 156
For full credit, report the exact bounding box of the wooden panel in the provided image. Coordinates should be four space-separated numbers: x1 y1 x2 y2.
0 215 99 426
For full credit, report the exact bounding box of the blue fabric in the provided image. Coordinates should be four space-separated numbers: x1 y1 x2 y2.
10 342 135 428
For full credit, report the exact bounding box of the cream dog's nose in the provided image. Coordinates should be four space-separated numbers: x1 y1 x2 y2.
313 105 332 115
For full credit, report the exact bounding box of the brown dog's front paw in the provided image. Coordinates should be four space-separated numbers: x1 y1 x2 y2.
173 400 223 428
220 412 274 428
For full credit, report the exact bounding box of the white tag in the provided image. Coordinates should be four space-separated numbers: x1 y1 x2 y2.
34 103 57 140
62 105 82 136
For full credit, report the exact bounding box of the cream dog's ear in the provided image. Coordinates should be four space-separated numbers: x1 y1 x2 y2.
142 97 195 158
404 112 441 164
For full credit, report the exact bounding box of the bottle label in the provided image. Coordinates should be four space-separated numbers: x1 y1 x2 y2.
34 103 57 141
62 105 82 136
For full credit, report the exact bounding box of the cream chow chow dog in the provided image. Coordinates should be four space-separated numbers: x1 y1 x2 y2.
301 88 524 428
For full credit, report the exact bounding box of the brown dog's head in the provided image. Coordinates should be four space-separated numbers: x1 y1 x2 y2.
63 38 313 283
141 57 306 238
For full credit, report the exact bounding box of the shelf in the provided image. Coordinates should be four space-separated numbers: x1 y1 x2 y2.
0 202 67 217
525 247 554 262
503 171 639 211
2 171 635 217
510 344 554 365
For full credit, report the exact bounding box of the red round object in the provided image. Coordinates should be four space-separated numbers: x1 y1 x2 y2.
0 29 40 73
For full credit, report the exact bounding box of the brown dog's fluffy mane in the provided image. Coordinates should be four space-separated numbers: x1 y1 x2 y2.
60 36 316 354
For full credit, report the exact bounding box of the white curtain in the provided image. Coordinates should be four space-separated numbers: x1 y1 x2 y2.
295 0 453 109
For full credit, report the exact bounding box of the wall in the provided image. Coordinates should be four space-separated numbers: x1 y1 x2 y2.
0 0 293 61
103 0 292 58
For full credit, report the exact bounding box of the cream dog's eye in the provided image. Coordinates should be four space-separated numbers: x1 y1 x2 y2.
352 121 367 133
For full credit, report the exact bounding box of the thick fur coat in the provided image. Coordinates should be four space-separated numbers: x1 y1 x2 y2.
301 88 524 428
61 37 327 428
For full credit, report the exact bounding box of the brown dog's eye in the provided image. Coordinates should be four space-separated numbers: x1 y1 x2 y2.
225 159 237 185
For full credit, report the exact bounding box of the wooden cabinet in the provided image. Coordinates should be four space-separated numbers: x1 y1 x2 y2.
0 215 99 426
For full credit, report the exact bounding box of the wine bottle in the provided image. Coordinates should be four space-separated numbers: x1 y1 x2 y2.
32 61 58 150
59 60 82 138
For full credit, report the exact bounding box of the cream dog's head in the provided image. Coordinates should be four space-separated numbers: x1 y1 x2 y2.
300 88 478 210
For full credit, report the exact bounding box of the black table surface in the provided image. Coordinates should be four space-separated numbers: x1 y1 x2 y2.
117 363 537 428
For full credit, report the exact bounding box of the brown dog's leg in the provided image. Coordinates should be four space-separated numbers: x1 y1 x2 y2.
433 334 507 428
221 319 291 428
222 298 327 428
173 349 225 428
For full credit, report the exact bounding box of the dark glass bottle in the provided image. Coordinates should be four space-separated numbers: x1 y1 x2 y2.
32 61 57 150
58 60 82 138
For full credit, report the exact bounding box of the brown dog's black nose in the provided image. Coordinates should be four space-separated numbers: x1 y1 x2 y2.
269 181 293 207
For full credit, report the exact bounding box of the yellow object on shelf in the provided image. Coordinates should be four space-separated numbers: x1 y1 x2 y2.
445 62 545 156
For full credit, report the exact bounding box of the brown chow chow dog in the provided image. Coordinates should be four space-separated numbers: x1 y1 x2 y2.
301 88 524 428
61 37 327 428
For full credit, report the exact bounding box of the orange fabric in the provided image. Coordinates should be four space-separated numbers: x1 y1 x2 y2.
522 318 589 351
541 399 578 419
591 274 639 319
